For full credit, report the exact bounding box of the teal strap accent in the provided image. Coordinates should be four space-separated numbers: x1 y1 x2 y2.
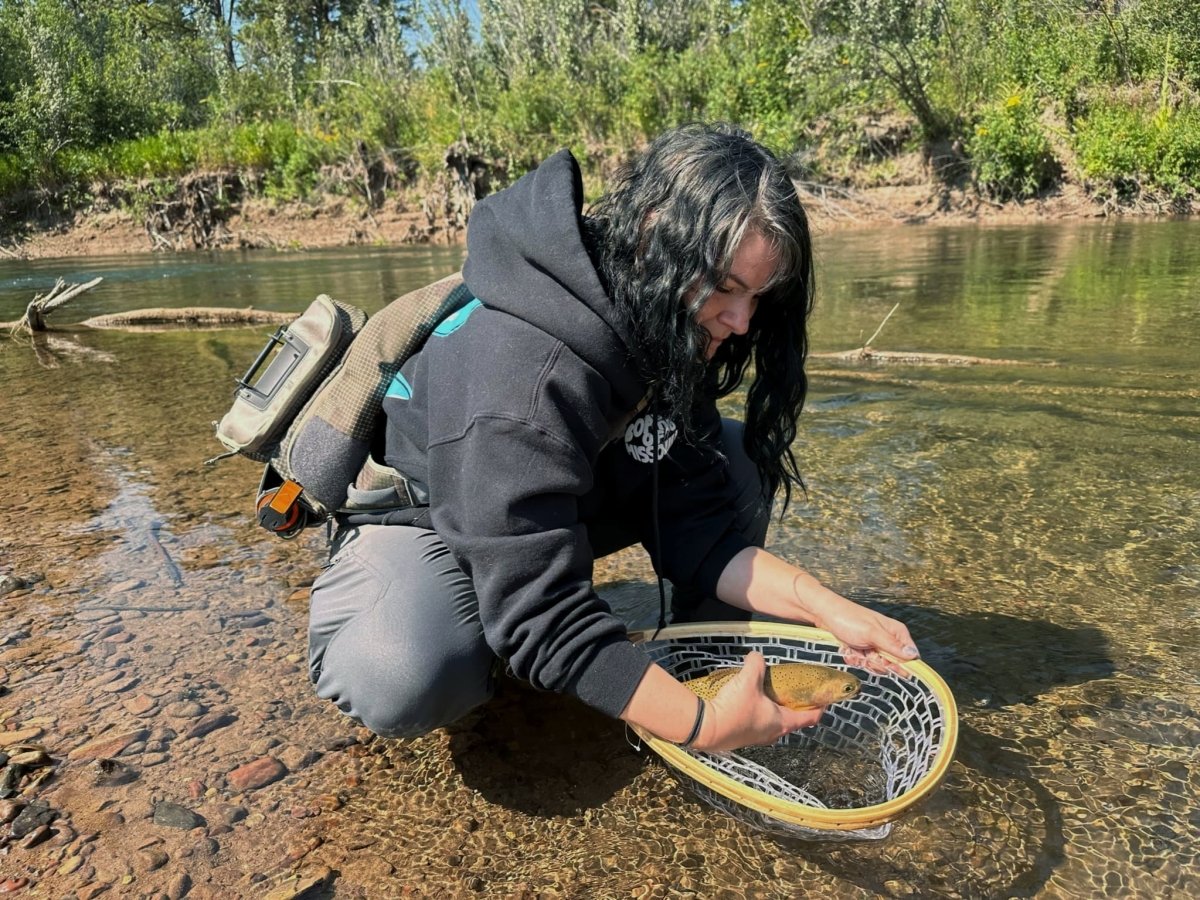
432 298 483 336
385 371 413 400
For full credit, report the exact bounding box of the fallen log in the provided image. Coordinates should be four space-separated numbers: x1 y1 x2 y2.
81 307 297 330
813 301 1055 367
810 347 1047 367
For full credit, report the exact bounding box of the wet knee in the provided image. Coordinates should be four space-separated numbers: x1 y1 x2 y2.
315 642 491 739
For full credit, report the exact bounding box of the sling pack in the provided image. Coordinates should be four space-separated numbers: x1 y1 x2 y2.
212 272 474 538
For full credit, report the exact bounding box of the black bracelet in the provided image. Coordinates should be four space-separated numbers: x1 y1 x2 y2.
681 697 706 748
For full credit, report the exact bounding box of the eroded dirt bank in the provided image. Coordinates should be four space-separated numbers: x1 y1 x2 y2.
5 176 1184 262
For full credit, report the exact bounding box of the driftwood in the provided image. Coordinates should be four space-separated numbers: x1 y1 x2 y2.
811 347 1038 366
7 276 104 333
82 307 297 330
814 301 1053 367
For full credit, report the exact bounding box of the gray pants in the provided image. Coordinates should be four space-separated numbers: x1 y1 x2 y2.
307 419 769 738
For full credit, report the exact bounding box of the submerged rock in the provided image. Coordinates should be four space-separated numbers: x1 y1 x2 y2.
10 799 56 838
153 801 205 830
68 728 149 762
90 758 139 787
227 756 287 792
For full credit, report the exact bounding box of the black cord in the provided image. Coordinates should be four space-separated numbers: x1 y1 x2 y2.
650 401 667 640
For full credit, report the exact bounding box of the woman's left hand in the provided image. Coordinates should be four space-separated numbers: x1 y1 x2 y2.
815 592 919 677
715 548 920 676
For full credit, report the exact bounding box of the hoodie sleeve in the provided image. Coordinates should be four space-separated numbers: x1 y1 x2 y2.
424 342 653 720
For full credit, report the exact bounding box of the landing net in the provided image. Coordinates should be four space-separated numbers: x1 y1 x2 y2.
629 622 958 842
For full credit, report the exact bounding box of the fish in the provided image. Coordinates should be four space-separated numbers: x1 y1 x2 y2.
684 661 861 710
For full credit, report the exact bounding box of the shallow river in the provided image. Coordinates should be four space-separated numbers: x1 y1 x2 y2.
1 222 1197 898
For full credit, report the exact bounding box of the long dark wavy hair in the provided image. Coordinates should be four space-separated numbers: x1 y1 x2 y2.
587 123 814 511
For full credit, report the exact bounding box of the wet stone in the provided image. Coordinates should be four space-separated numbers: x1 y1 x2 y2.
250 736 282 755
0 728 43 747
0 628 31 647
277 746 321 772
69 728 149 761
0 575 28 598
136 848 169 872
263 865 332 900
76 883 110 899
99 675 139 692
227 756 287 792
202 803 247 827
90 758 138 787
19 822 53 848
10 798 56 837
153 802 205 830
142 752 169 767
8 749 50 768
0 765 24 798
75 609 118 622
0 799 23 823
185 712 235 739
0 879 30 894
166 872 192 900
58 854 85 875
123 694 157 716
163 701 207 719
149 726 177 744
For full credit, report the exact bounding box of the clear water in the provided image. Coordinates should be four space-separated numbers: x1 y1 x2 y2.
1 222 1196 897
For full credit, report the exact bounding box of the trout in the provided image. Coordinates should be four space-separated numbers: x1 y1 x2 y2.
685 662 861 710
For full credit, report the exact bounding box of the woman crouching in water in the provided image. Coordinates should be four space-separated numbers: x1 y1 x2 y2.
307 123 919 752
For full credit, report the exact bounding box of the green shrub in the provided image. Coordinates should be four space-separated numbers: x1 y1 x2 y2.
1073 103 1157 181
1073 98 1200 193
0 153 29 197
969 90 1059 199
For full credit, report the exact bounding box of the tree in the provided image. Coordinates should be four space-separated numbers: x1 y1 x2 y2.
813 0 953 140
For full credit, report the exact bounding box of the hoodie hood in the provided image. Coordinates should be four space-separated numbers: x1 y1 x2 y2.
462 150 644 408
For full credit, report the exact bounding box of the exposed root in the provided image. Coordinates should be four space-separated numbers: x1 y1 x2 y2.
422 142 504 236
144 173 243 251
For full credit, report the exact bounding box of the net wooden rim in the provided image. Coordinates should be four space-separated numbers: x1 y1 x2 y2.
628 621 959 831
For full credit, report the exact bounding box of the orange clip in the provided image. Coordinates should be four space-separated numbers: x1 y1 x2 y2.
269 479 303 514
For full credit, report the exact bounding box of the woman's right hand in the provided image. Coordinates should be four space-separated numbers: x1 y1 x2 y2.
691 651 824 752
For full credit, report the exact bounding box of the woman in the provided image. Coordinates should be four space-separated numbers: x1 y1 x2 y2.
308 123 918 753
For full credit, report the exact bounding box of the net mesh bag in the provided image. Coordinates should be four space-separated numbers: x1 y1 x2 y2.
629 622 958 842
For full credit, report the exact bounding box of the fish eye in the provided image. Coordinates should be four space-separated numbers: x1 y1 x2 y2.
842 683 855 693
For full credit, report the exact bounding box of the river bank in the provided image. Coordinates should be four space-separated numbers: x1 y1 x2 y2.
4 172 1184 262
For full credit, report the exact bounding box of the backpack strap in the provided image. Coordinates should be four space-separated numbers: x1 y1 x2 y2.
267 272 473 526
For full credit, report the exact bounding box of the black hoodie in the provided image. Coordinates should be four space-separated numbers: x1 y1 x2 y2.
382 150 752 718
